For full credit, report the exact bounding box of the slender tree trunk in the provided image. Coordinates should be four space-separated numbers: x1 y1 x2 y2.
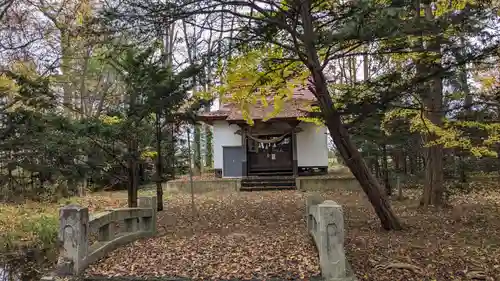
382 142 391 196
164 20 176 181
192 70 202 175
394 151 401 173
420 154 426 172
127 136 139 207
458 36 471 183
60 31 73 117
458 152 467 183
349 56 356 83
126 73 140 207
181 19 202 175
204 126 213 168
366 157 374 175
340 58 348 83
363 45 369 81
403 152 408 175
218 5 238 108
193 125 202 175
409 153 416 174
203 19 221 169
497 145 500 182
155 112 164 211
166 125 176 180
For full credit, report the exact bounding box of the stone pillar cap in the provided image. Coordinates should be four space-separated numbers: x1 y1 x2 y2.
61 204 86 210
321 200 340 206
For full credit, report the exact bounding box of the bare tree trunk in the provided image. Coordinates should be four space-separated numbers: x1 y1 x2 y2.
382 142 391 196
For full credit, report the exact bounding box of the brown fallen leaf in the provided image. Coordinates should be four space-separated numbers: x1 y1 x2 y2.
374 262 424 275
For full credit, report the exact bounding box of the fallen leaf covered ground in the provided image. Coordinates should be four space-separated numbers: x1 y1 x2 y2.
170 172 218 182
170 170 355 182
86 187 500 281
87 191 320 280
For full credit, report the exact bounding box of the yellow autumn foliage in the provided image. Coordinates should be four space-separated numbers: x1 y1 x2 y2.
100 115 123 125
208 47 309 125
0 61 42 112
141 150 158 159
383 108 500 157
0 74 19 97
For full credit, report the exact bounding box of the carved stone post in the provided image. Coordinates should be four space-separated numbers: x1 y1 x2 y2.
57 205 89 276
318 200 346 280
306 193 323 230
138 196 157 235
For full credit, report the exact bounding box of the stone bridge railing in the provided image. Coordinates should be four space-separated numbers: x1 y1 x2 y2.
55 196 157 276
306 194 356 281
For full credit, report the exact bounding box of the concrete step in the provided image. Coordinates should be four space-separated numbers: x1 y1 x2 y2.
239 185 296 191
241 175 296 190
241 180 296 187
248 170 293 177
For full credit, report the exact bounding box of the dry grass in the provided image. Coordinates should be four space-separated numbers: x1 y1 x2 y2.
0 188 164 251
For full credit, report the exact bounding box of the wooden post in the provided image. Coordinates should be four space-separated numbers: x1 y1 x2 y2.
241 128 248 177
292 128 298 177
